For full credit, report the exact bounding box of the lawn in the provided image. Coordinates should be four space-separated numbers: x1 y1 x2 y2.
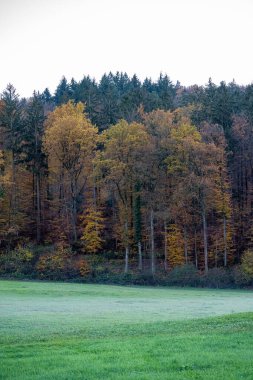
0 280 253 379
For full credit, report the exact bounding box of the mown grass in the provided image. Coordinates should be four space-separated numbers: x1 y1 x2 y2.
0 280 253 379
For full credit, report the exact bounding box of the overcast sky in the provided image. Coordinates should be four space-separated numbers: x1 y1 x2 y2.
0 0 253 97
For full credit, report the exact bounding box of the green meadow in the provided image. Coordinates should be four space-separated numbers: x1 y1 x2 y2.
0 280 253 379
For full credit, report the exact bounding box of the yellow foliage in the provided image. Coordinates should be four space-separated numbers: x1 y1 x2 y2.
97 120 150 249
43 101 98 175
167 224 185 268
80 208 104 254
16 246 33 262
36 251 65 274
171 123 201 142
43 101 98 242
100 120 150 182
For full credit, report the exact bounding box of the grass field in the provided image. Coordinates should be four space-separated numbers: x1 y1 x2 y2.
0 280 253 379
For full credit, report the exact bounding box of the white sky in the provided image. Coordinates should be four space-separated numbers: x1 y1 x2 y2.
0 0 253 97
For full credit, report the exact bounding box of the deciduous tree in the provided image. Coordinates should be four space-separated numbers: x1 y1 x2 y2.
43 101 98 244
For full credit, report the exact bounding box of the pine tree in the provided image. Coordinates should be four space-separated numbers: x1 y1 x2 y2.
54 76 72 105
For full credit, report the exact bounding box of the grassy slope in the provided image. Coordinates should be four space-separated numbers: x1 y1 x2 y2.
0 280 253 379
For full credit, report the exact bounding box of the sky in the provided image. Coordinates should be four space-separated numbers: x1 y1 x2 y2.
0 0 253 98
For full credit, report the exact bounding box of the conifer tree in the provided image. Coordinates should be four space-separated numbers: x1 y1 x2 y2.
22 92 46 243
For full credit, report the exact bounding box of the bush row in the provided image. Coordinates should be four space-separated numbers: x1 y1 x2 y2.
0 245 253 288
80 265 253 288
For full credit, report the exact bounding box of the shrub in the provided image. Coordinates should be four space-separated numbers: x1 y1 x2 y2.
91 265 109 277
0 245 34 275
201 267 233 288
232 265 252 287
35 246 75 280
75 258 90 277
132 273 157 286
241 250 253 279
167 264 199 287
36 252 64 279
102 251 123 260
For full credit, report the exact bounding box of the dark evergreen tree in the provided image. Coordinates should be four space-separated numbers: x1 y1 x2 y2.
73 76 99 125
97 73 120 129
157 73 175 110
120 74 143 122
22 92 46 242
0 84 24 245
227 80 243 115
41 88 52 103
243 84 253 123
142 78 160 112
54 76 72 105
113 72 131 96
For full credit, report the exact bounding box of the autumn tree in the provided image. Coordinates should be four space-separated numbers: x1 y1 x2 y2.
80 207 104 254
167 224 185 267
230 115 253 258
140 108 195 272
140 108 175 273
0 150 5 206
200 122 233 267
98 119 150 273
166 119 229 272
43 101 98 244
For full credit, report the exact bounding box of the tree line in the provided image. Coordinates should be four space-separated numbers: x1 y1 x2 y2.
0 73 253 277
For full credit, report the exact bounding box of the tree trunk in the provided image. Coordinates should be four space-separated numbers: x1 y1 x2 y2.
36 173 41 243
223 215 227 267
7 151 17 250
124 220 129 273
150 208 155 275
138 241 142 271
11 151 16 219
35 119 41 244
202 205 208 273
71 180 78 243
215 239 218 268
164 219 168 270
72 199 77 242
184 226 188 264
194 228 198 269
134 183 142 271
93 175 97 210
124 245 129 274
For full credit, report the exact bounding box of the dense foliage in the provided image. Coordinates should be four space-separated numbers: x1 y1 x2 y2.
1 73 253 286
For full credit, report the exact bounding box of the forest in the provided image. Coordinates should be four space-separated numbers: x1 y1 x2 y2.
0 73 253 286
